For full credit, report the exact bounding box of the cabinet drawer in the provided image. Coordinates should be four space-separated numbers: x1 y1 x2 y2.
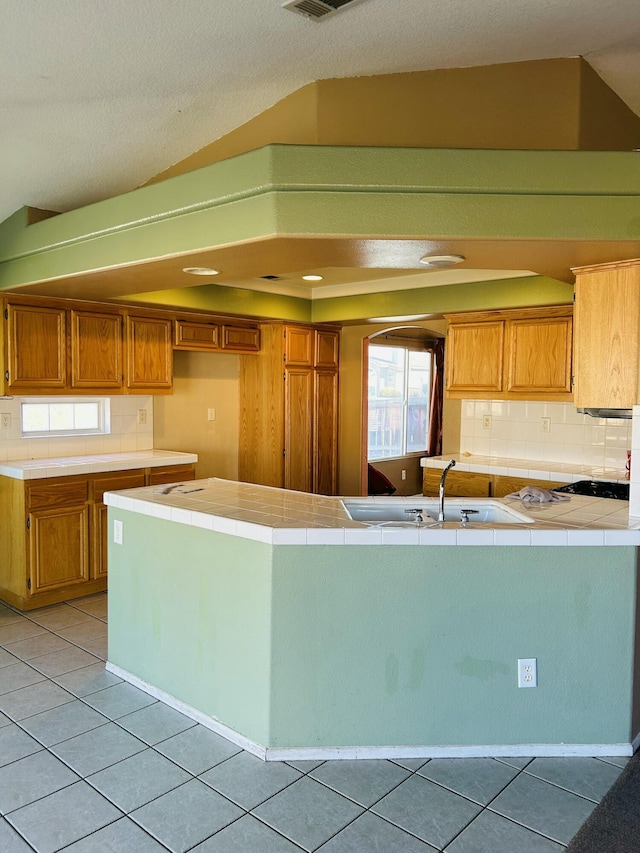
147 464 196 486
27 480 89 510
92 470 146 503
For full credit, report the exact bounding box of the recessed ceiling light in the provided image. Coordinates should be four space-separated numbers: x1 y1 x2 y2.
182 267 220 276
418 254 466 269
302 274 324 281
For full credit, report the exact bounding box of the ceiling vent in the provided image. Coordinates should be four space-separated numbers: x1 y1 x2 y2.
282 0 368 22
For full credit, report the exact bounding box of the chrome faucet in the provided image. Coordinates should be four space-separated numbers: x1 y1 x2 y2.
438 459 456 523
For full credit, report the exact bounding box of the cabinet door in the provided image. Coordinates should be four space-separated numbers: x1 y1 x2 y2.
573 263 640 408
507 317 572 395
422 468 492 497
126 315 173 390
314 369 338 495
221 324 260 352
28 505 90 595
70 310 123 389
175 319 219 351
284 367 313 492
446 322 504 393
6 304 66 390
91 470 146 580
284 327 313 367
315 330 339 369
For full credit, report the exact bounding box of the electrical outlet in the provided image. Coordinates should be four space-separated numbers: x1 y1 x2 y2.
541 417 551 433
137 409 147 425
113 519 123 545
482 415 492 429
207 408 216 422
401 469 407 480
518 657 537 688
0 413 10 430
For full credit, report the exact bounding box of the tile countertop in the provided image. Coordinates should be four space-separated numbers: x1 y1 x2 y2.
104 477 640 547
420 453 629 484
0 450 198 480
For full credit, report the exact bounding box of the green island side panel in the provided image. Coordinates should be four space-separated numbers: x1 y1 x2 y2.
107 508 638 751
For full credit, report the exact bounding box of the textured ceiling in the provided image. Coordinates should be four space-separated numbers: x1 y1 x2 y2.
2 0 640 230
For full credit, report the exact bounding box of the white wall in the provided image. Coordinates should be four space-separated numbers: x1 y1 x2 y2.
0 396 154 461
460 400 631 469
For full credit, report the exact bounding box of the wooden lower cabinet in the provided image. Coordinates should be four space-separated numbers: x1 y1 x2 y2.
422 468 492 498
30 504 90 595
422 467 563 498
491 474 564 497
0 462 195 610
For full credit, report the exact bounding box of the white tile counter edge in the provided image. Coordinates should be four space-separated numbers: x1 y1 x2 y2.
105 478 640 547
0 450 198 479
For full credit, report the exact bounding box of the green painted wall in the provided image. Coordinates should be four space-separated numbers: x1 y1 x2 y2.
313 276 573 324
107 512 274 745
269 545 636 748
124 283 312 323
108 507 639 751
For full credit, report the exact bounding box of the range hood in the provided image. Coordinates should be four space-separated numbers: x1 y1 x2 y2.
577 407 633 419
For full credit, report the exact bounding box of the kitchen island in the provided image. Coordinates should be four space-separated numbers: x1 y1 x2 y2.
105 478 640 761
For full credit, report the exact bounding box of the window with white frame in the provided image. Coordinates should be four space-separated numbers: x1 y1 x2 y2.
21 398 110 437
367 344 432 461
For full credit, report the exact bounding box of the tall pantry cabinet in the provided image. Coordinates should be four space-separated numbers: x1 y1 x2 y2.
239 324 339 495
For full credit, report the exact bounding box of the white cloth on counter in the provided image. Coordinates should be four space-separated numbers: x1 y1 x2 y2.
506 486 570 503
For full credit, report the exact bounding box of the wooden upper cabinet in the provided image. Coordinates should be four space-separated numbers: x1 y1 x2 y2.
126 314 173 390
572 259 640 409
284 326 314 367
70 310 123 389
445 306 573 401
315 329 340 369
6 303 66 390
221 324 260 352
507 315 572 394
175 318 219 351
174 317 259 353
446 320 504 393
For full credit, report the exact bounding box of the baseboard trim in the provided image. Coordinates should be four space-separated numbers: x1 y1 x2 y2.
105 662 635 762
105 661 267 760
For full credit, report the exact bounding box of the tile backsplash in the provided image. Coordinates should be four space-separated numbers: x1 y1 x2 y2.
460 400 631 469
0 396 154 461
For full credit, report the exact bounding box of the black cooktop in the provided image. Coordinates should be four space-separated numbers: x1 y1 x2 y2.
552 480 629 501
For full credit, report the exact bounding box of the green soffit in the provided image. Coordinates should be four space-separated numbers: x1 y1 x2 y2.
0 145 638 318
